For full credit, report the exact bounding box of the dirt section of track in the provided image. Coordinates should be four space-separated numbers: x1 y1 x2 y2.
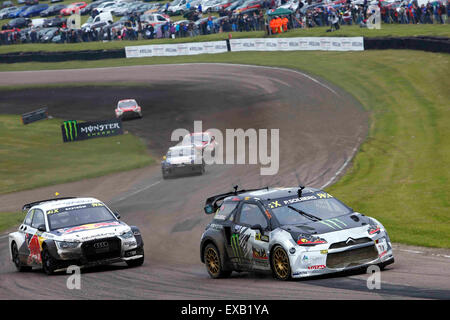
0 64 449 300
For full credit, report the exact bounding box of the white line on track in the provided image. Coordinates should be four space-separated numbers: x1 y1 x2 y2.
113 180 162 203
319 137 362 190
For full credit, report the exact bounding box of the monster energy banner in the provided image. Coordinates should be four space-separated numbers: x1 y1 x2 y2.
62 119 123 143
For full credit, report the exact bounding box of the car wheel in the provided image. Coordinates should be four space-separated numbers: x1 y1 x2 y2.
126 254 144 268
11 242 31 272
271 246 291 281
41 246 57 275
204 243 231 279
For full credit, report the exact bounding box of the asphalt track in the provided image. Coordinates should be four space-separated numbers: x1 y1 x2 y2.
0 64 449 300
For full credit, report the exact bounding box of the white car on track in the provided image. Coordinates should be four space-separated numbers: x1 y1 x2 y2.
8 197 145 275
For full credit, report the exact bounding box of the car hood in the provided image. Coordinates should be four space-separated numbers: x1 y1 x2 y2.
48 221 129 242
280 213 374 237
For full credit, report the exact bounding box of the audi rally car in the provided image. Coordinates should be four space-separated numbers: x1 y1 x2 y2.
115 99 142 120
8 197 144 275
200 186 394 280
161 144 205 179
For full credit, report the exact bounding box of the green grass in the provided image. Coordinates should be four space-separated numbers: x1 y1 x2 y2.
0 114 153 194
0 211 23 233
0 20 449 54
0 49 448 248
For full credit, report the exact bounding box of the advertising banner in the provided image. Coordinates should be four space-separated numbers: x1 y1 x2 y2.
61 119 123 143
21 107 48 125
229 37 364 52
125 41 228 58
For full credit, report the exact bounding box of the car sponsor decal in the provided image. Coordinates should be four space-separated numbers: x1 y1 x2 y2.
266 191 334 209
318 218 347 230
47 202 105 215
308 264 326 270
255 233 269 242
58 221 120 234
252 247 268 260
230 227 251 264
25 233 45 264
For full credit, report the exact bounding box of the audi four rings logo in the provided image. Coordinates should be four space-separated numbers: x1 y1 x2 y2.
93 241 109 249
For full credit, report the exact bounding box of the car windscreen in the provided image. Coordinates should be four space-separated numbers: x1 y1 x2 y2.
118 100 136 108
167 147 194 158
267 194 352 225
47 203 116 230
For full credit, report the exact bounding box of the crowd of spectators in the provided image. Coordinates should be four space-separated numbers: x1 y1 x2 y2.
0 0 448 46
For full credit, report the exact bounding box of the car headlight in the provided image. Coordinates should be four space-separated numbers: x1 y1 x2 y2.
297 234 327 246
120 230 134 239
368 224 381 235
56 241 80 249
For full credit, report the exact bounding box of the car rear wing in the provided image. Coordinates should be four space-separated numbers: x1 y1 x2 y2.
204 186 268 214
22 197 77 212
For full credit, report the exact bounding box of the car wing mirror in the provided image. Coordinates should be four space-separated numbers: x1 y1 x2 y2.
251 224 263 234
114 212 121 219
37 224 46 232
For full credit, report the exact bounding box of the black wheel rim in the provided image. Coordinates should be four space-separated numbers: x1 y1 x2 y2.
12 243 20 267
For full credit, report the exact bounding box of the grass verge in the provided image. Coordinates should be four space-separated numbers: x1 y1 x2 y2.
0 211 22 233
0 24 449 54
0 114 153 194
0 49 448 248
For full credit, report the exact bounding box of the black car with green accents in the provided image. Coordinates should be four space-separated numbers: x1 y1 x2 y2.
200 186 394 280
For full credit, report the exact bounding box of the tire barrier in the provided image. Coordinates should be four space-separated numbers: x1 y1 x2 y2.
21 107 48 125
1 48 125 63
0 36 448 63
364 36 450 53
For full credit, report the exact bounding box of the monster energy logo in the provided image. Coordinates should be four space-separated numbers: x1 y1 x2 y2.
231 234 244 264
319 218 347 230
63 120 78 142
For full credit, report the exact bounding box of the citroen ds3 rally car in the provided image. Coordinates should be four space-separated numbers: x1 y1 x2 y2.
115 99 142 120
8 197 144 275
200 186 394 280
161 144 205 179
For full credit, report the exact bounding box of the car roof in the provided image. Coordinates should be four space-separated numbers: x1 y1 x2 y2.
225 187 320 202
30 197 101 213
118 99 136 103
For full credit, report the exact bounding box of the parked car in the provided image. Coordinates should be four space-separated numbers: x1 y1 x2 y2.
60 2 87 15
6 17 31 28
2 0 13 8
44 15 66 27
8 5 30 18
20 4 49 18
40 26 59 42
0 5 17 19
40 4 67 17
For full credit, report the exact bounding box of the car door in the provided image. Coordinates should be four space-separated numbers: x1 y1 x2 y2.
17 209 34 265
230 201 271 271
236 202 271 271
26 209 46 265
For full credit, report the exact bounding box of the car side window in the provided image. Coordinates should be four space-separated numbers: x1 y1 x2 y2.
238 203 268 229
23 210 34 226
31 209 45 229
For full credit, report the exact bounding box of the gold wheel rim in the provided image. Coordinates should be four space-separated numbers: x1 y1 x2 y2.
205 247 220 276
273 247 289 279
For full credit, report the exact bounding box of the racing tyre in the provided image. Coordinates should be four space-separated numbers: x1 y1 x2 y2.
11 242 31 272
126 254 144 268
204 243 231 279
271 246 292 281
41 246 57 275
